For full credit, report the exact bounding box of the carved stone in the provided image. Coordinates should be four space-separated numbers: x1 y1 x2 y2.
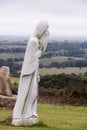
0 66 14 96
12 21 49 126
0 95 16 108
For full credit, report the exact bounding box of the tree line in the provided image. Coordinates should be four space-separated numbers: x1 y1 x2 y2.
0 41 87 57
40 59 87 68
1 58 87 77
0 48 25 53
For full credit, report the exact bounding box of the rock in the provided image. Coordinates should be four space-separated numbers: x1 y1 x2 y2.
0 95 16 108
0 66 14 96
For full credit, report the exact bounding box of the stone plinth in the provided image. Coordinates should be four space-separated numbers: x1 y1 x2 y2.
0 95 17 108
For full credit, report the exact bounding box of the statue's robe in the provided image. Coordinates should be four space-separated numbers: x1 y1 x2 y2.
13 36 39 119
12 21 49 121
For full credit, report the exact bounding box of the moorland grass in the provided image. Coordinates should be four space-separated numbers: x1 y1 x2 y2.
0 104 87 130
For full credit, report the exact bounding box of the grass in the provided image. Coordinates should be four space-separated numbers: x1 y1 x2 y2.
0 51 85 64
11 67 87 83
0 104 87 130
0 44 26 49
39 67 87 76
11 77 19 84
11 67 87 82
0 53 24 59
40 56 86 66
40 56 68 65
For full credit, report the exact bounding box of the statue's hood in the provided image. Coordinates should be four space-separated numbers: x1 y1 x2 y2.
34 21 49 39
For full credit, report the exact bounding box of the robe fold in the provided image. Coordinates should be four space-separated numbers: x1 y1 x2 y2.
12 20 49 121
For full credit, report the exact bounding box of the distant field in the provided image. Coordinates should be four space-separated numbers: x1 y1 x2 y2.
11 67 87 79
40 56 85 65
0 53 24 59
39 67 87 75
52 56 85 61
0 44 26 49
0 51 85 62
0 104 87 130
40 56 68 65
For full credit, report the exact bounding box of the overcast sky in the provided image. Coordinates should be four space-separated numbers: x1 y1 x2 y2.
0 0 87 38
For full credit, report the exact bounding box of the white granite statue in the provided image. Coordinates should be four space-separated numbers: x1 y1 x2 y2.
12 21 50 126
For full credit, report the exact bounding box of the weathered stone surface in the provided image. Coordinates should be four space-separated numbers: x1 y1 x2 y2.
12 117 38 126
0 95 16 108
12 21 49 126
0 66 14 96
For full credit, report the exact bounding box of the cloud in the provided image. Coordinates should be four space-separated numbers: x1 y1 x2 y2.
0 0 87 37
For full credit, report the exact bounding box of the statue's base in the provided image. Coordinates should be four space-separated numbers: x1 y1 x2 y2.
0 95 17 108
12 118 38 126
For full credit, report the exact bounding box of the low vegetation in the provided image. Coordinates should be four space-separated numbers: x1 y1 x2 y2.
11 73 87 105
0 104 87 130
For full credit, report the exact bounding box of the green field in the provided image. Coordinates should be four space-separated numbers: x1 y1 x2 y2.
40 56 68 65
11 67 87 80
0 53 24 59
11 77 19 84
39 67 87 76
40 56 85 66
0 44 26 49
0 51 85 64
0 104 87 130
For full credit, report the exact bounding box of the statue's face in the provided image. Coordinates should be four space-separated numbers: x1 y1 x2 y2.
34 21 49 39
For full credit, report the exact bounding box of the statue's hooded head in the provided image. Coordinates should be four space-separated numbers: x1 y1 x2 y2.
34 20 49 39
